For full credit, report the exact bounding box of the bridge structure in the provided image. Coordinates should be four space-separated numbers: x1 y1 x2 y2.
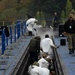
0 20 31 75
0 20 75 75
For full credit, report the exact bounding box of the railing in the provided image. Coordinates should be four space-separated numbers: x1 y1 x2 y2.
53 48 64 75
51 35 64 75
1 20 27 55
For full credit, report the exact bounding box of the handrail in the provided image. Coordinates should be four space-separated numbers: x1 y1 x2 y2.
53 48 64 75
1 20 27 55
52 35 64 75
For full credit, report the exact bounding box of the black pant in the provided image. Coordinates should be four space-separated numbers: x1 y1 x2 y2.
30 51 38 62
28 31 32 36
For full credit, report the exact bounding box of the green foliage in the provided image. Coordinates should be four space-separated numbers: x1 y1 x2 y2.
2 8 17 21
40 11 46 27
0 0 29 21
35 11 46 27
0 0 75 22
0 21 3 26
65 0 73 17
71 0 75 9
35 11 41 24
61 10 65 18
17 0 21 4
36 11 41 20
17 8 28 19
0 13 6 21
70 9 75 15
60 10 66 24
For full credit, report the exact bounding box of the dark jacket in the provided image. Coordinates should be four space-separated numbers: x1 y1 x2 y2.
64 19 75 34
29 38 37 52
0 26 9 37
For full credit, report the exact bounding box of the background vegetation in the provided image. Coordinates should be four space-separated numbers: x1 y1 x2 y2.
0 0 75 26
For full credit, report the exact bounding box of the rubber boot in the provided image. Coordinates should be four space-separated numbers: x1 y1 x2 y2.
72 49 74 53
69 49 72 54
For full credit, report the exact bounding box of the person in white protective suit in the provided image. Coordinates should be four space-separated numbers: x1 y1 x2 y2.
30 66 50 75
38 52 51 69
38 57 49 69
26 18 38 36
28 62 50 75
40 34 56 59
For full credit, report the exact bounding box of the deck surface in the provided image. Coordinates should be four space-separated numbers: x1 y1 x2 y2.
54 31 75 75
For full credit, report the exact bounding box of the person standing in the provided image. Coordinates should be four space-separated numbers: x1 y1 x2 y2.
63 13 75 54
53 12 59 30
29 36 41 62
29 37 38 62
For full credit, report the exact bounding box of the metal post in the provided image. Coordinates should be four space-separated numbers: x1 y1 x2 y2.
14 25 16 42
21 23 23 35
24 21 26 32
22 21 25 34
2 29 5 55
6 37 8 46
10 26 12 44
16 20 20 39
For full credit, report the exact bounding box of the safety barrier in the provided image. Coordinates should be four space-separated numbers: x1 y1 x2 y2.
1 20 26 55
51 35 64 75
53 48 64 75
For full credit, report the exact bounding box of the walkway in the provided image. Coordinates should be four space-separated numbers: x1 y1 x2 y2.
0 35 32 75
54 35 75 75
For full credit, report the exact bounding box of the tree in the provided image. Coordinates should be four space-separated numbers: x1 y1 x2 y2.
65 0 73 17
71 0 75 9
61 10 65 18
70 9 75 20
2 8 17 21
70 9 75 15
17 8 28 19
35 11 46 27
35 11 41 25
0 0 31 21
40 11 46 27
60 10 66 23
0 13 6 21
2 0 17 9
17 0 21 4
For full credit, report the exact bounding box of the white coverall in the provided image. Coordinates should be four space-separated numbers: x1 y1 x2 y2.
38 58 49 69
29 65 50 75
40 38 55 58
